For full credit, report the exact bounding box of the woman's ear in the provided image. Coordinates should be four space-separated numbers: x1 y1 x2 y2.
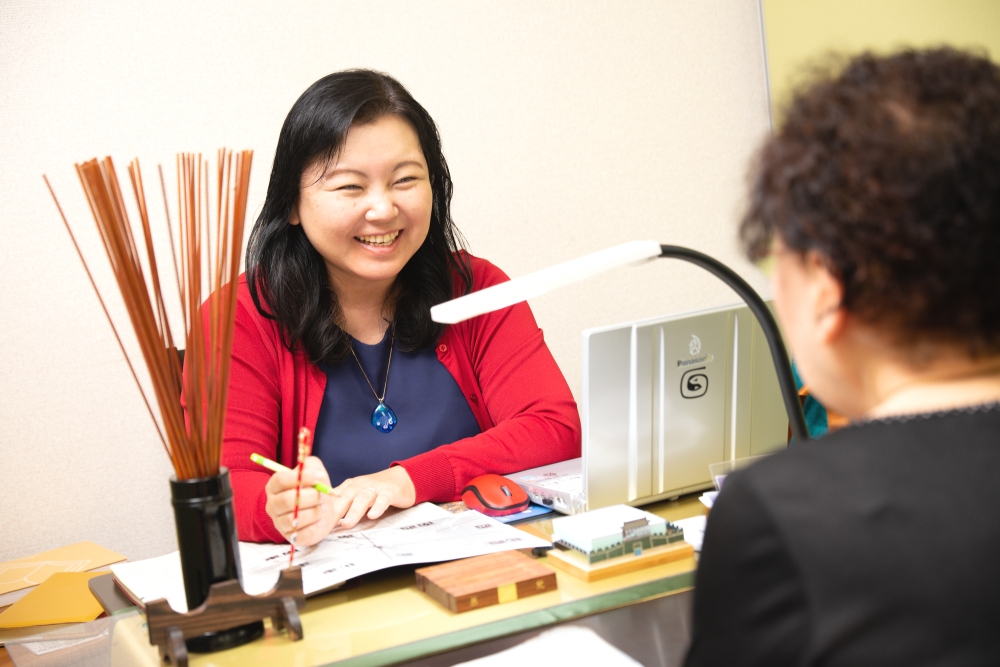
288 204 301 226
805 251 846 345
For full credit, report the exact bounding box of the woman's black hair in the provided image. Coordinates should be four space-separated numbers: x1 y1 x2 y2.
246 69 473 363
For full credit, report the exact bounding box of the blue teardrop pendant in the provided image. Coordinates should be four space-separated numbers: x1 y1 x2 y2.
371 402 397 433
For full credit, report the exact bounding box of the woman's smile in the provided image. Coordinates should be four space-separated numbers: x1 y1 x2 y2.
355 229 401 247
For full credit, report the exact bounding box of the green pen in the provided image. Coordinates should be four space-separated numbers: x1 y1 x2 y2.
250 453 335 495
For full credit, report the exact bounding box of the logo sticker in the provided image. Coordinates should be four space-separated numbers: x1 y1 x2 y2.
681 367 708 399
689 335 701 356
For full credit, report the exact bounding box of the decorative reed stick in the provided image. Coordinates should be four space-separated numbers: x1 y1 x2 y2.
44 150 253 480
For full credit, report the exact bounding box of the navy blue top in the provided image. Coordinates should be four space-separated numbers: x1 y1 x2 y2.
313 328 482 488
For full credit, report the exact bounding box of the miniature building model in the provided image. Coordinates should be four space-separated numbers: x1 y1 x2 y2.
551 505 685 564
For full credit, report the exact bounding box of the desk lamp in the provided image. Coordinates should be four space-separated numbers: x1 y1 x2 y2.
431 240 810 443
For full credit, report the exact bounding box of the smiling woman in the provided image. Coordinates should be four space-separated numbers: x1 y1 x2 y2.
216 70 581 546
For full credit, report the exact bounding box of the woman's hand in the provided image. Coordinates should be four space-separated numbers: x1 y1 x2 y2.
264 456 337 548
330 466 416 529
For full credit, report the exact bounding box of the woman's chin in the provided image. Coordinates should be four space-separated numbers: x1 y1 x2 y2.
329 257 411 288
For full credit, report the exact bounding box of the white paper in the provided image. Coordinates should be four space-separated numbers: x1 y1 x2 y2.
111 503 550 612
453 625 641 666
22 629 108 656
673 515 707 552
699 491 717 509
532 473 583 494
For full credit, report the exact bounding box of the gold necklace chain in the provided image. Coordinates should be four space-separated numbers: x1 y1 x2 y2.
348 323 395 403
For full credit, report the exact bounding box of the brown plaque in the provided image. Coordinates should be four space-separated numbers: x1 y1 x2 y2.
415 551 557 613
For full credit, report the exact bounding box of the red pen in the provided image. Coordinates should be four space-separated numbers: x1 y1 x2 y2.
289 426 313 568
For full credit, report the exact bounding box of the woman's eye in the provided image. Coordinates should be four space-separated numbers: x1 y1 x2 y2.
336 184 362 191
395 176 417 185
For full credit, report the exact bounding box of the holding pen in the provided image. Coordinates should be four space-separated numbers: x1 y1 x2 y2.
250 453 337 496
252 448 416 544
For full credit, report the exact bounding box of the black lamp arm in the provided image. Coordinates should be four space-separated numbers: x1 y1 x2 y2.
659 245 810 443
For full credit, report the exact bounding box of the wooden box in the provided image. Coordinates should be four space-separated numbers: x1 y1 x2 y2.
414 551 557 613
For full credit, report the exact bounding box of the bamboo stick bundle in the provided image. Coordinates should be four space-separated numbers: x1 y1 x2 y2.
44 150 253 480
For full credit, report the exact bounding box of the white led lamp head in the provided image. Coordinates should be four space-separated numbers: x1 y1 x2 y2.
430 240 662 325
429 239 810 442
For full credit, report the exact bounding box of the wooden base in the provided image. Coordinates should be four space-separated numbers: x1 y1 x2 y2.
146 567 305 666
546 542 694 582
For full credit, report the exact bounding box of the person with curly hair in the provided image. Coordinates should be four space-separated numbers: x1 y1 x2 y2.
685 48 1000 665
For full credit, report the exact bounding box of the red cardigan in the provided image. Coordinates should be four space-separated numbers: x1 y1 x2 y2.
219 255 581 542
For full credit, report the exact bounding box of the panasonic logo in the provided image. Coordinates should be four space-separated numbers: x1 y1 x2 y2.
678 353 714 367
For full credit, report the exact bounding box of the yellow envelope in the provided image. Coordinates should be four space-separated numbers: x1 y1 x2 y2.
0 572 105 628
0 542 125 596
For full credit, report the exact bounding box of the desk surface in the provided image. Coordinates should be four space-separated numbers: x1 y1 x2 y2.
0 495 704 667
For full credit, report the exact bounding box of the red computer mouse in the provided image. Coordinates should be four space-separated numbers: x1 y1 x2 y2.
461 474 531 516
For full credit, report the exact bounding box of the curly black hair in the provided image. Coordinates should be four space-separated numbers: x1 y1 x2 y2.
246 70 472 364
741 48 1000 357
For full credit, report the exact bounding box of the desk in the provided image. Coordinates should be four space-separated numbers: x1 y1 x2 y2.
0 495 703 666
406 589 695 667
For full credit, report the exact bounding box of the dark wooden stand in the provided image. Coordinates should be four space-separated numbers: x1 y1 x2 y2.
146 567 305 666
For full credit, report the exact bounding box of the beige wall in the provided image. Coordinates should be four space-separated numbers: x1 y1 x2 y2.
762 0 1000 119
0 1 771 562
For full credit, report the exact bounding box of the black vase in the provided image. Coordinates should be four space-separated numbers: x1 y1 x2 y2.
170 467 264 653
